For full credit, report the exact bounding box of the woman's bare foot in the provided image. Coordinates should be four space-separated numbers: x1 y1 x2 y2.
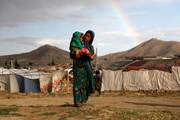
74 103 82 107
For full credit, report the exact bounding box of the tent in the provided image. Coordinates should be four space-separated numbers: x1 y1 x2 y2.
24 77 40 93
0 74 10 91
9 74 21 93
102 67 180 91
39 74 52 93
52 70 67 93
0 68 71 93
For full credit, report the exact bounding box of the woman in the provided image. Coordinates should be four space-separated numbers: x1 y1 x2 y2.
70 30 96 107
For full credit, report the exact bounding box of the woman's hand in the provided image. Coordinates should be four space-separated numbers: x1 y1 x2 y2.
79 48 86 55
79 48 96 59
84 48 90 55
79 48 90 55
90 53 96 59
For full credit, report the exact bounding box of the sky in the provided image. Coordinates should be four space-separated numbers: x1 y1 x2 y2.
0 0 180 56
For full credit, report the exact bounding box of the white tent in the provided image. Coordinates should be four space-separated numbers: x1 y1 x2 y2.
39 74 52 93
102 67 180 91
0 74 10 91
9 74 20 93
52 70 67 93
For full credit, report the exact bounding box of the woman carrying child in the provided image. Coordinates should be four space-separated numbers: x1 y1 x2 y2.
69 30 96 107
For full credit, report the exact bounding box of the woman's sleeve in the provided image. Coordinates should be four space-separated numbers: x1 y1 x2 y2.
89 45 96 60
90 45 95 54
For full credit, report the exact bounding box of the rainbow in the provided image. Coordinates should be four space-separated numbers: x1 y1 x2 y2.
111 0 142 44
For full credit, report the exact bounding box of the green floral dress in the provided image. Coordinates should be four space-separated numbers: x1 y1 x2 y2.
71 46 95 104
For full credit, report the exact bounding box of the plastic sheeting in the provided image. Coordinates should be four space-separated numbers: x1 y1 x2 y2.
0 69 70 93
0 74 10 91
0 74 24 93
123 71 151 91
15 74 25 93
148 70 177 90
39 74 52 93
102 70 123 91
52 70 67 93
9 74 20 93
102 67 180 91
24 77 40 93
0 68 47 79
172 67 180 88
10 74 40 93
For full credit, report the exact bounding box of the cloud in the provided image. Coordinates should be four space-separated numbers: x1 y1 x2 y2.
95 28 180 49
93 31 138 52
96 31 141 44
138 28 180 41
121 0 179 4
0 0 108 28
163 29 180 36
127 11 148 17
104 31 141 37
0 36 69 50
0 0 80 27
0 37 39 45
36 38 69 50
1 0 178 28
93 31 141 55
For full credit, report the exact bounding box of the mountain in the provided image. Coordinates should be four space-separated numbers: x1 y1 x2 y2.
1 38 180 68
124 38 180 57
0 45 71 67
99 38 180 67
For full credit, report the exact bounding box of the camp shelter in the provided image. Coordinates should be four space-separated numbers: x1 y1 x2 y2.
0 74 10 91
24 77 40 93
39 74 52 93
9 74 21 93
52 70 67 93
101 67 180 91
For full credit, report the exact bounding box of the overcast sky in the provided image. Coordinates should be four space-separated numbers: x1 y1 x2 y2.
0 0 180 56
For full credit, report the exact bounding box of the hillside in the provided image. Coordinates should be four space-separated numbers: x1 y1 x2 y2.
0 45 71 67
99 38 180 68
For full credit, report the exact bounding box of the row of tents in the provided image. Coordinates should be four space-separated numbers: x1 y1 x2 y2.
1 66 180 93
101 66 180 91
0 68 70 93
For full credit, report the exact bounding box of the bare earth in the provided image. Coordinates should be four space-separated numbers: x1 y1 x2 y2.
0 91 179 120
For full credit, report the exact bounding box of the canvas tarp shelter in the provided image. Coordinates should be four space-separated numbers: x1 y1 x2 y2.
0 68 49 93
172 67 180 87
0 74 24 93
0 74 41 93
24 77 40 93
0 74 10 91
102 67 180 91
9 74 22 93
52 70 67 93
39 74 52 93
0 68 70 93
102 70 123 91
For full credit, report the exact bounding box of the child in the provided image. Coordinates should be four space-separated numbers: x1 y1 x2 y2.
69 31 84 50
69 31 83 59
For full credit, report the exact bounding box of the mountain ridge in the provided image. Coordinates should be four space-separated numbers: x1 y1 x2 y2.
99 38 180 67
0 44 71 67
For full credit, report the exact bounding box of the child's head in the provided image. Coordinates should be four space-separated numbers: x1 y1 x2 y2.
80 33 84 42
73 31 83 41
70 31 84 50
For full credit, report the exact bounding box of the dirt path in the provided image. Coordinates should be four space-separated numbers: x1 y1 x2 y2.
0 93 179 120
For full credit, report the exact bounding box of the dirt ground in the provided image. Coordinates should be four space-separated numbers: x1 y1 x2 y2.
0 91 179 120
